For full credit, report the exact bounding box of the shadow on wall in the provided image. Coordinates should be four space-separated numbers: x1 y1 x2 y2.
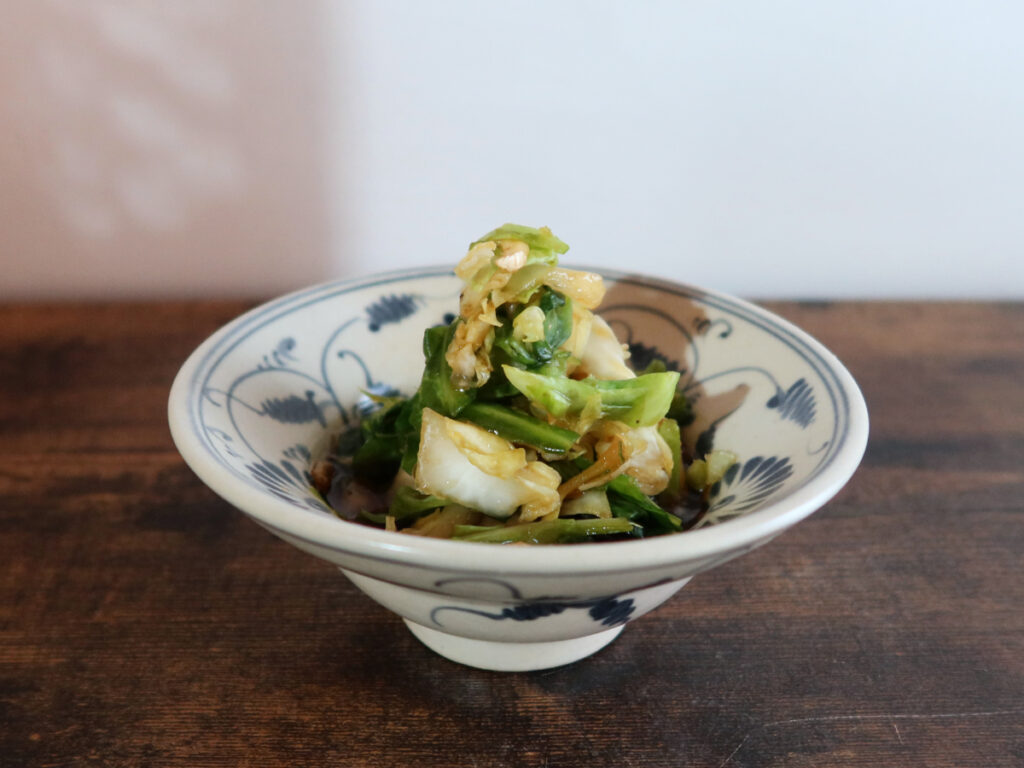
1 0 345 299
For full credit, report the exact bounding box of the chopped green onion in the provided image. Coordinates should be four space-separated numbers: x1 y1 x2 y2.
459 402 580 455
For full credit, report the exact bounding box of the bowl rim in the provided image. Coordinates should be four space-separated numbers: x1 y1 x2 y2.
168 265 869 578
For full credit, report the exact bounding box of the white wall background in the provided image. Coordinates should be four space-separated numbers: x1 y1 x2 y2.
3 1 1022 300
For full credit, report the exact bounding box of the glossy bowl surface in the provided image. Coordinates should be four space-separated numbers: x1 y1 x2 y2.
168 266 868 670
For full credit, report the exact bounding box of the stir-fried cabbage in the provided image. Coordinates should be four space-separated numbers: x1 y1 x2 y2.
323 224 737 544
415 407 562 522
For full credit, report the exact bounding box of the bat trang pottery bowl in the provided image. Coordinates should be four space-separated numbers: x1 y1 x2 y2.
168 266 868 671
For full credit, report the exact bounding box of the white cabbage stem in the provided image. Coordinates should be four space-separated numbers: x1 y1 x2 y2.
415 408 561 521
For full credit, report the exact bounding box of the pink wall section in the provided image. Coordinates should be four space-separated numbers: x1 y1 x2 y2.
2 2 338 299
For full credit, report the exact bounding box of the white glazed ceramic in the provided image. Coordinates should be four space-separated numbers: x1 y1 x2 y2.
168 266 868 671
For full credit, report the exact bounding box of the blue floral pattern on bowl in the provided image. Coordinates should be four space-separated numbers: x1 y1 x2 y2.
170 266 867 670
188 269 848 536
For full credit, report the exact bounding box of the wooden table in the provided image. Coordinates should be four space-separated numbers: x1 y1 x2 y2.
1 301 1021 767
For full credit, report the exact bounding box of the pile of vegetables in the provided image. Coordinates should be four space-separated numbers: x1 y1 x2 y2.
322 224 735 544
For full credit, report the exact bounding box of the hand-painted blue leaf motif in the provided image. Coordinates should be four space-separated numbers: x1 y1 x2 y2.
709 455 794 517
205 427 243 458
429 587 636 629
588 597 636 627
366 294 422 332
244 447 330 513
767 378 816 428
246 459 303 504
272 337 297 365
258 390 326 426
283 444 312 462
258 337 299 369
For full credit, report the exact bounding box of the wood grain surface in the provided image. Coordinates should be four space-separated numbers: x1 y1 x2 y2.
1 300 1021 767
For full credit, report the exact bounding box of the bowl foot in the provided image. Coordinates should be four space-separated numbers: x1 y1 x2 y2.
403 619 624 672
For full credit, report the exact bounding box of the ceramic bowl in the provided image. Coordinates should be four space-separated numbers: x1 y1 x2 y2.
168 266 868 671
